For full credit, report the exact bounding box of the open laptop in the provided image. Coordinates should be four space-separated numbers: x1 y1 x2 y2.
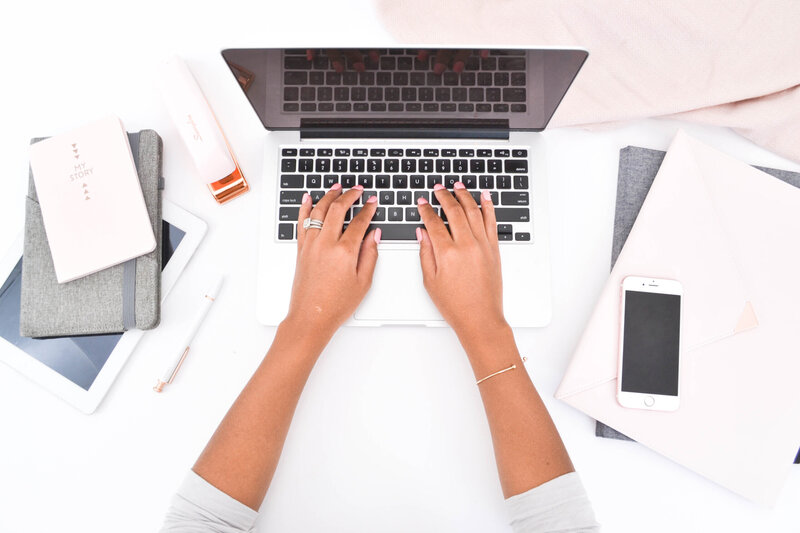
221 48 587 327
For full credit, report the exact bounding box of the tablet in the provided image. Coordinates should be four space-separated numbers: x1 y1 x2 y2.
0 201 206 413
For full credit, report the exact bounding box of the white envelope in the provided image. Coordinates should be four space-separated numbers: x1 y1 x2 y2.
556 131 800 506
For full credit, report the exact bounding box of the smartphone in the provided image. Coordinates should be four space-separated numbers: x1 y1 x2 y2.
617 276 683 411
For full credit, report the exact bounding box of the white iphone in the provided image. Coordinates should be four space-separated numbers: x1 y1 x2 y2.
617 276 683 411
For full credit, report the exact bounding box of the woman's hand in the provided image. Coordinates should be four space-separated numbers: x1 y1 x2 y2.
416 182 507 343
284 184 381 339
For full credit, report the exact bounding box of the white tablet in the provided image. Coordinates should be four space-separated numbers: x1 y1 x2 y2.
0 200 206 414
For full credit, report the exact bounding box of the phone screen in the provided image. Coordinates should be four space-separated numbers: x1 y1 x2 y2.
620 290 681 396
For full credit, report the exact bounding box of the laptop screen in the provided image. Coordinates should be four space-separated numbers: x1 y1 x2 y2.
220 48 587 133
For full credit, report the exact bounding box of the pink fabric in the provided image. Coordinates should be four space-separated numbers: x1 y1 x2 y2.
375 0 800 162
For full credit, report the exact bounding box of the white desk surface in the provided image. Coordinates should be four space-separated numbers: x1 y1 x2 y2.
1 1 798 532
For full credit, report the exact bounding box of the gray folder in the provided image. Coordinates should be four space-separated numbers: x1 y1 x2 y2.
598 145 800 465
20 130 164 337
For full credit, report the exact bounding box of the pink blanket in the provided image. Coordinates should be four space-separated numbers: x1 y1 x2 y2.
376 0 800 163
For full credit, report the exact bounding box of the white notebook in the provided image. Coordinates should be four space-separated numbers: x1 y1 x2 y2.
28 116 156 283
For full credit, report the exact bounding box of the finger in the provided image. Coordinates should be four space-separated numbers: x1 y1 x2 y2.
480 49 490 59
417 227 437 282
452 49 471 73
453 181 486 241
433 49 453 75
296 192 313 250
356 228 380 284
342 194 378 249
480 189 499 250
417 194 450 256
306 183 343 241
433 184 471 241
326 49 345 72
306 49 315 61
320 185 364 240
417 49 430 62
343 50 365 72
368 50 380 63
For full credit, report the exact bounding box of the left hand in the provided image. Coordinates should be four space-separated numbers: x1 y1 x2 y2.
284 184 381 337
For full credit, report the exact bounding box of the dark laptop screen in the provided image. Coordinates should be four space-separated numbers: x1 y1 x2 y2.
220 48 587 132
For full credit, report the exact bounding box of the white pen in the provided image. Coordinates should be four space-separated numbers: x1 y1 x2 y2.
153 275 224 392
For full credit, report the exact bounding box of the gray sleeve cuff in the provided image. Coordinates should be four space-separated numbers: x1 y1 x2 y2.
160 470 259 533
506 472 600 533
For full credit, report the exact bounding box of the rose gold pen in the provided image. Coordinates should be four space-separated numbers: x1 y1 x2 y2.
153 275 224 392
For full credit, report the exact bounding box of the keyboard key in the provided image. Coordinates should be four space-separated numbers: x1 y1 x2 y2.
385 88 400 101
427 175 443 188
388 149 404 156
453 159 468 173
419 159 434 173
504 159 528 173
368 159 382 172
424 149 439 157
477 73 493 86
470 159 485 173
307 174 322 188
300 87 315 101
493 104 509 112
377 72 392 85
402 159 416 172
410 72 426 85
299 159 313 172
281 159 297 172
435 88 450 101
353 149 368 156
310 190 325 203
318 149 332 156
426 73 443 86
385 159 400 173
494 149 510 157
477 149 492 157
279 207 300 221
442 149 457 157
363 190 378 202
463 175 477 189
511 72 526 86
470 191 481 204
284 72 307 85
358 175 374 188
282 148 298 157
419 88 434 101
314 159 330 173
476 104 492 112
503 88 526 102
284 87 299 101
349 159 365 172
380 191 395 205
333 159 347 172
460 72 476 86
495 208 530 222
352 87 367 101
488 159 502 173
325 72 341 85
319 103 334 112
436 159 451 173
423 103 439 112
458 103 474 112
410 175 425 189
366 224 421 240
486 88 501 102
494 72 509 86
512 149 528 157
501 191 529 205
405 149 421 156
371 103 387 111
405 207 420 221
443 72 459 86
515 232 531 241
376 175 391 188
280 191 306 204
481 57 497 70
380 56 396 70
334 87 349 101
445 175 459 188
479 175 494 189
497 224 513 234
458 149 475 157
343 72 358 85
342 174 356 188
497 175 512 189
373 207 386 221
499 57 526 71
397 191 412 205
514 175 529 189
498 232 513 241
278 223 294 240
389 103 404 112
335 103 352 111
452 88 467 102
394 72 409 86
406 103 422 112
281 174 303 188
285 57 312 69
414 190 430 203
441 103 457 112
388 207 403 221
300 148 315 156
360 72 375 85
324 175 339 187
469 88 484 102
392 175 408 188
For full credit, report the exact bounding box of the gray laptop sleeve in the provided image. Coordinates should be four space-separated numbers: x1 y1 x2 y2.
20 130 164 337
597 145 800 465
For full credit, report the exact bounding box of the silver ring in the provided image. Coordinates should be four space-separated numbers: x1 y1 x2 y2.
302 217 324 230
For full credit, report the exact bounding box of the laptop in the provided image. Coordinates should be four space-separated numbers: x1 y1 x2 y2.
221 48 587 327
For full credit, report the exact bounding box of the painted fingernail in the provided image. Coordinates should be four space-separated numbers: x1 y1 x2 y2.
481 189 491 201
453 61 465 73
433 63 446 75
433 183 445 191
417 196 428 205
353 184 364 191
367 195 378 203
331 182 342 190
454 181 466 190
354 61 365 72
374 228 382 244
306 50 314 60
415 227 422 242
302 193 311 204
332 61 344 73
418 50 429 61
480 49 490 58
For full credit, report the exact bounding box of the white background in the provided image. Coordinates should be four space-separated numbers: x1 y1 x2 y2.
1 1 798 531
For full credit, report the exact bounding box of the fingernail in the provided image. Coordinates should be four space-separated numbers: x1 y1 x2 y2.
480 49 490 58
453 61 464 73
418 50 429 61
417 196 428 205
353 184 364 191
433 183 445 191
481 189 491 201
415 227 422 242
306 50 314 60
331 182 342 190
302 193 311 204
354 61 365 72
454 181 466 190
332 61 344 73
369 51 380 61
374 228 382 244
433 63 445 75
367 195 378 203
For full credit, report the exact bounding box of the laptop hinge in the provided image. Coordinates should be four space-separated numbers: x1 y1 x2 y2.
299 119 510 140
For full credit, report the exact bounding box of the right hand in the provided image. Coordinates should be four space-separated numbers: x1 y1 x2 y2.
416 183 507 342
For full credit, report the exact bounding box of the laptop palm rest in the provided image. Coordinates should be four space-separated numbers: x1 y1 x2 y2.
354 249 442 323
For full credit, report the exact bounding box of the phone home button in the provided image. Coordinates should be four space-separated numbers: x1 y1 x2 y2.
644 396 655 407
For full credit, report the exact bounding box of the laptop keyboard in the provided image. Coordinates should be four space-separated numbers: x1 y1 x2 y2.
276 146 533 243
282 49 528 114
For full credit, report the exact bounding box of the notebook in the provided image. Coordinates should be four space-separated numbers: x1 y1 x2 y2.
597 145 800 465
20 130 164 337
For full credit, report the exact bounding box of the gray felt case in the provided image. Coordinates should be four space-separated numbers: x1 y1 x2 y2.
598 145 800 465
20 130 164 337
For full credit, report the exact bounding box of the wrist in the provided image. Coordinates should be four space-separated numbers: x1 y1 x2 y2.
275 315 335 358
455 318 521 378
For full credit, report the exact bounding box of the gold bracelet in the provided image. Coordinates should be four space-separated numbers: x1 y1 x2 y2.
476 357 527 386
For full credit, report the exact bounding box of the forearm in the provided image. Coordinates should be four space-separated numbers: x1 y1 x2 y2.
193 317 331 510
458 322 574 498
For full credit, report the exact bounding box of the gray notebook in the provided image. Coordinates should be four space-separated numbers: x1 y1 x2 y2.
20 130 164 337
597 145 800 465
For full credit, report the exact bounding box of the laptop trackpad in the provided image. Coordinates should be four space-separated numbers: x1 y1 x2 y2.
354 249 443 323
